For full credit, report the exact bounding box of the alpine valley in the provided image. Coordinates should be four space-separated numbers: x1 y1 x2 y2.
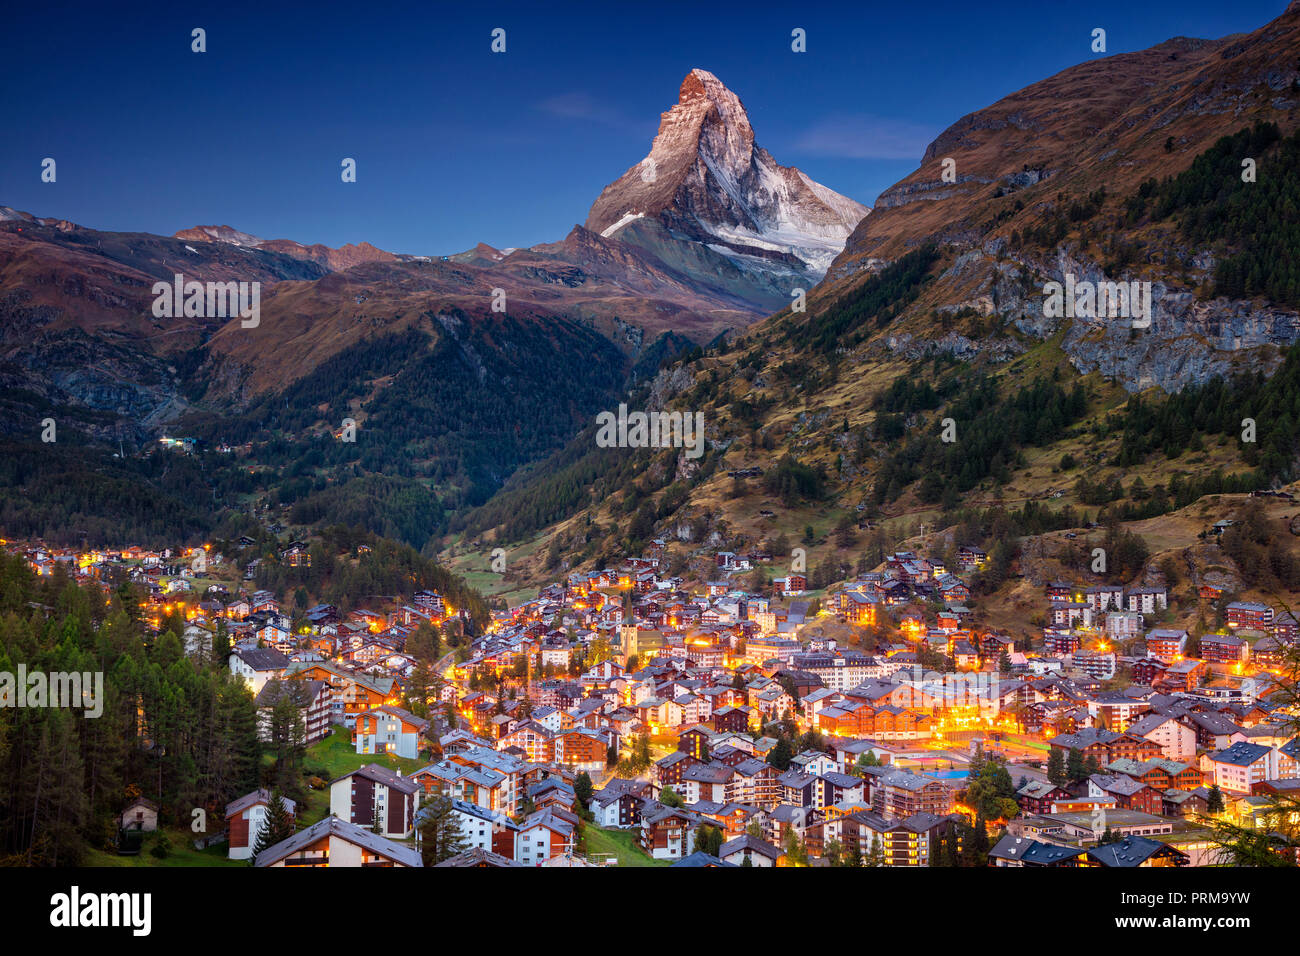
3 5 1300 621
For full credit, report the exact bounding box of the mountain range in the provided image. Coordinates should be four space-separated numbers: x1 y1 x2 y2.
3 4 1300 574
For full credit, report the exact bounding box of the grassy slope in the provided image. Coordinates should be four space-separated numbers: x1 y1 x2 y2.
583 825 669 867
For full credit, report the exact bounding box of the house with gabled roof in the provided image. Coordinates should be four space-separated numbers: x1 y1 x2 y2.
229 646 290 694
1124 711 1197 761
353 704 430 760
1203 741 1275 793
254 815 421 868
989 834 1083 867
225 789 297 860
516 807 578 864
254 678 331 746
719 833 783 867
1080 834 1189 868
640 804 701 861
329 763 421 838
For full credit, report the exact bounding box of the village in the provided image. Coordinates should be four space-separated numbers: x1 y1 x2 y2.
6 518 1299 871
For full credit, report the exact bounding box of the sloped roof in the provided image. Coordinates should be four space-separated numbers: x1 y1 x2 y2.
254 815 422 868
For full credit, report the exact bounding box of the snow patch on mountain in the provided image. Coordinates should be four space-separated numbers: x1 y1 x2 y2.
601 212 645 238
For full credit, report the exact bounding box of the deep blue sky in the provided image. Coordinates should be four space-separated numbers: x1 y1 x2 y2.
3 1 1287 255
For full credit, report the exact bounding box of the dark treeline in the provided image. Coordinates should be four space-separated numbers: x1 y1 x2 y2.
1130 121 1300 307
0 441 214 548
287 475 445 549
788 243 940 354
251 526 490 630
0 555 261 865
1219 499 1300 592
187 313 627 546
763 454 828 504
872 372 1087 508
1113 343 1300 485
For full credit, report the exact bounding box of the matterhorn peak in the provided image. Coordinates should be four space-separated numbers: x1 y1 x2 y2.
586 69 868 282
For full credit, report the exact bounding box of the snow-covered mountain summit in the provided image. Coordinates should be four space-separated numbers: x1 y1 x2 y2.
586 69 869 280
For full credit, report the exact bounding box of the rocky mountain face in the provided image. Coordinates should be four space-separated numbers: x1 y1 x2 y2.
0 67 873 450
0 214 333 440
454 5 1300 578
821 4 1300 392
174 225 397 272
586 69 869 308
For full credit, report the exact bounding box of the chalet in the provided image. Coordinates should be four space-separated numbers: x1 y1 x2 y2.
412 589 445 615
353 705 430 760
1131 659 1165 685
285 660 396 726
182 622 215 658
329 764 421 838
1124 712 1198 761
1185 712 1247 750
1049 728 1163 766
863 769 954 819
820 771 866 808
711 705 753 734
1204 741 1275 793
824 809 955 866
1154 660 1207 696
591 779 653 829
254 816 422 868
844 590 879 626
1015 780 1073 815
516 807 579 864
937 576 970 604
1253 635 1289 668
120 798 159 833
1080 835 1188 868
1162 788 1211 818
718 834 783 867
281 543 311 567
680 762 735 804
655 751 701 788
443 801 515 857
225 789 298 860
1272 611 1299 643
229 647 290 695
640 805 700 861
1106 757 1203 793
1086 774 1162 815
553 727 609 772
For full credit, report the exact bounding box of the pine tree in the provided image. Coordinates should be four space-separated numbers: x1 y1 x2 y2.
768 737 793 771
250 791 295 864
1207 784 1226 814
1066 747 1086 783
417 794 468 865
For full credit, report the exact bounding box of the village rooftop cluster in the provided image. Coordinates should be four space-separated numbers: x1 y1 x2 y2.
8 530 1298 868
